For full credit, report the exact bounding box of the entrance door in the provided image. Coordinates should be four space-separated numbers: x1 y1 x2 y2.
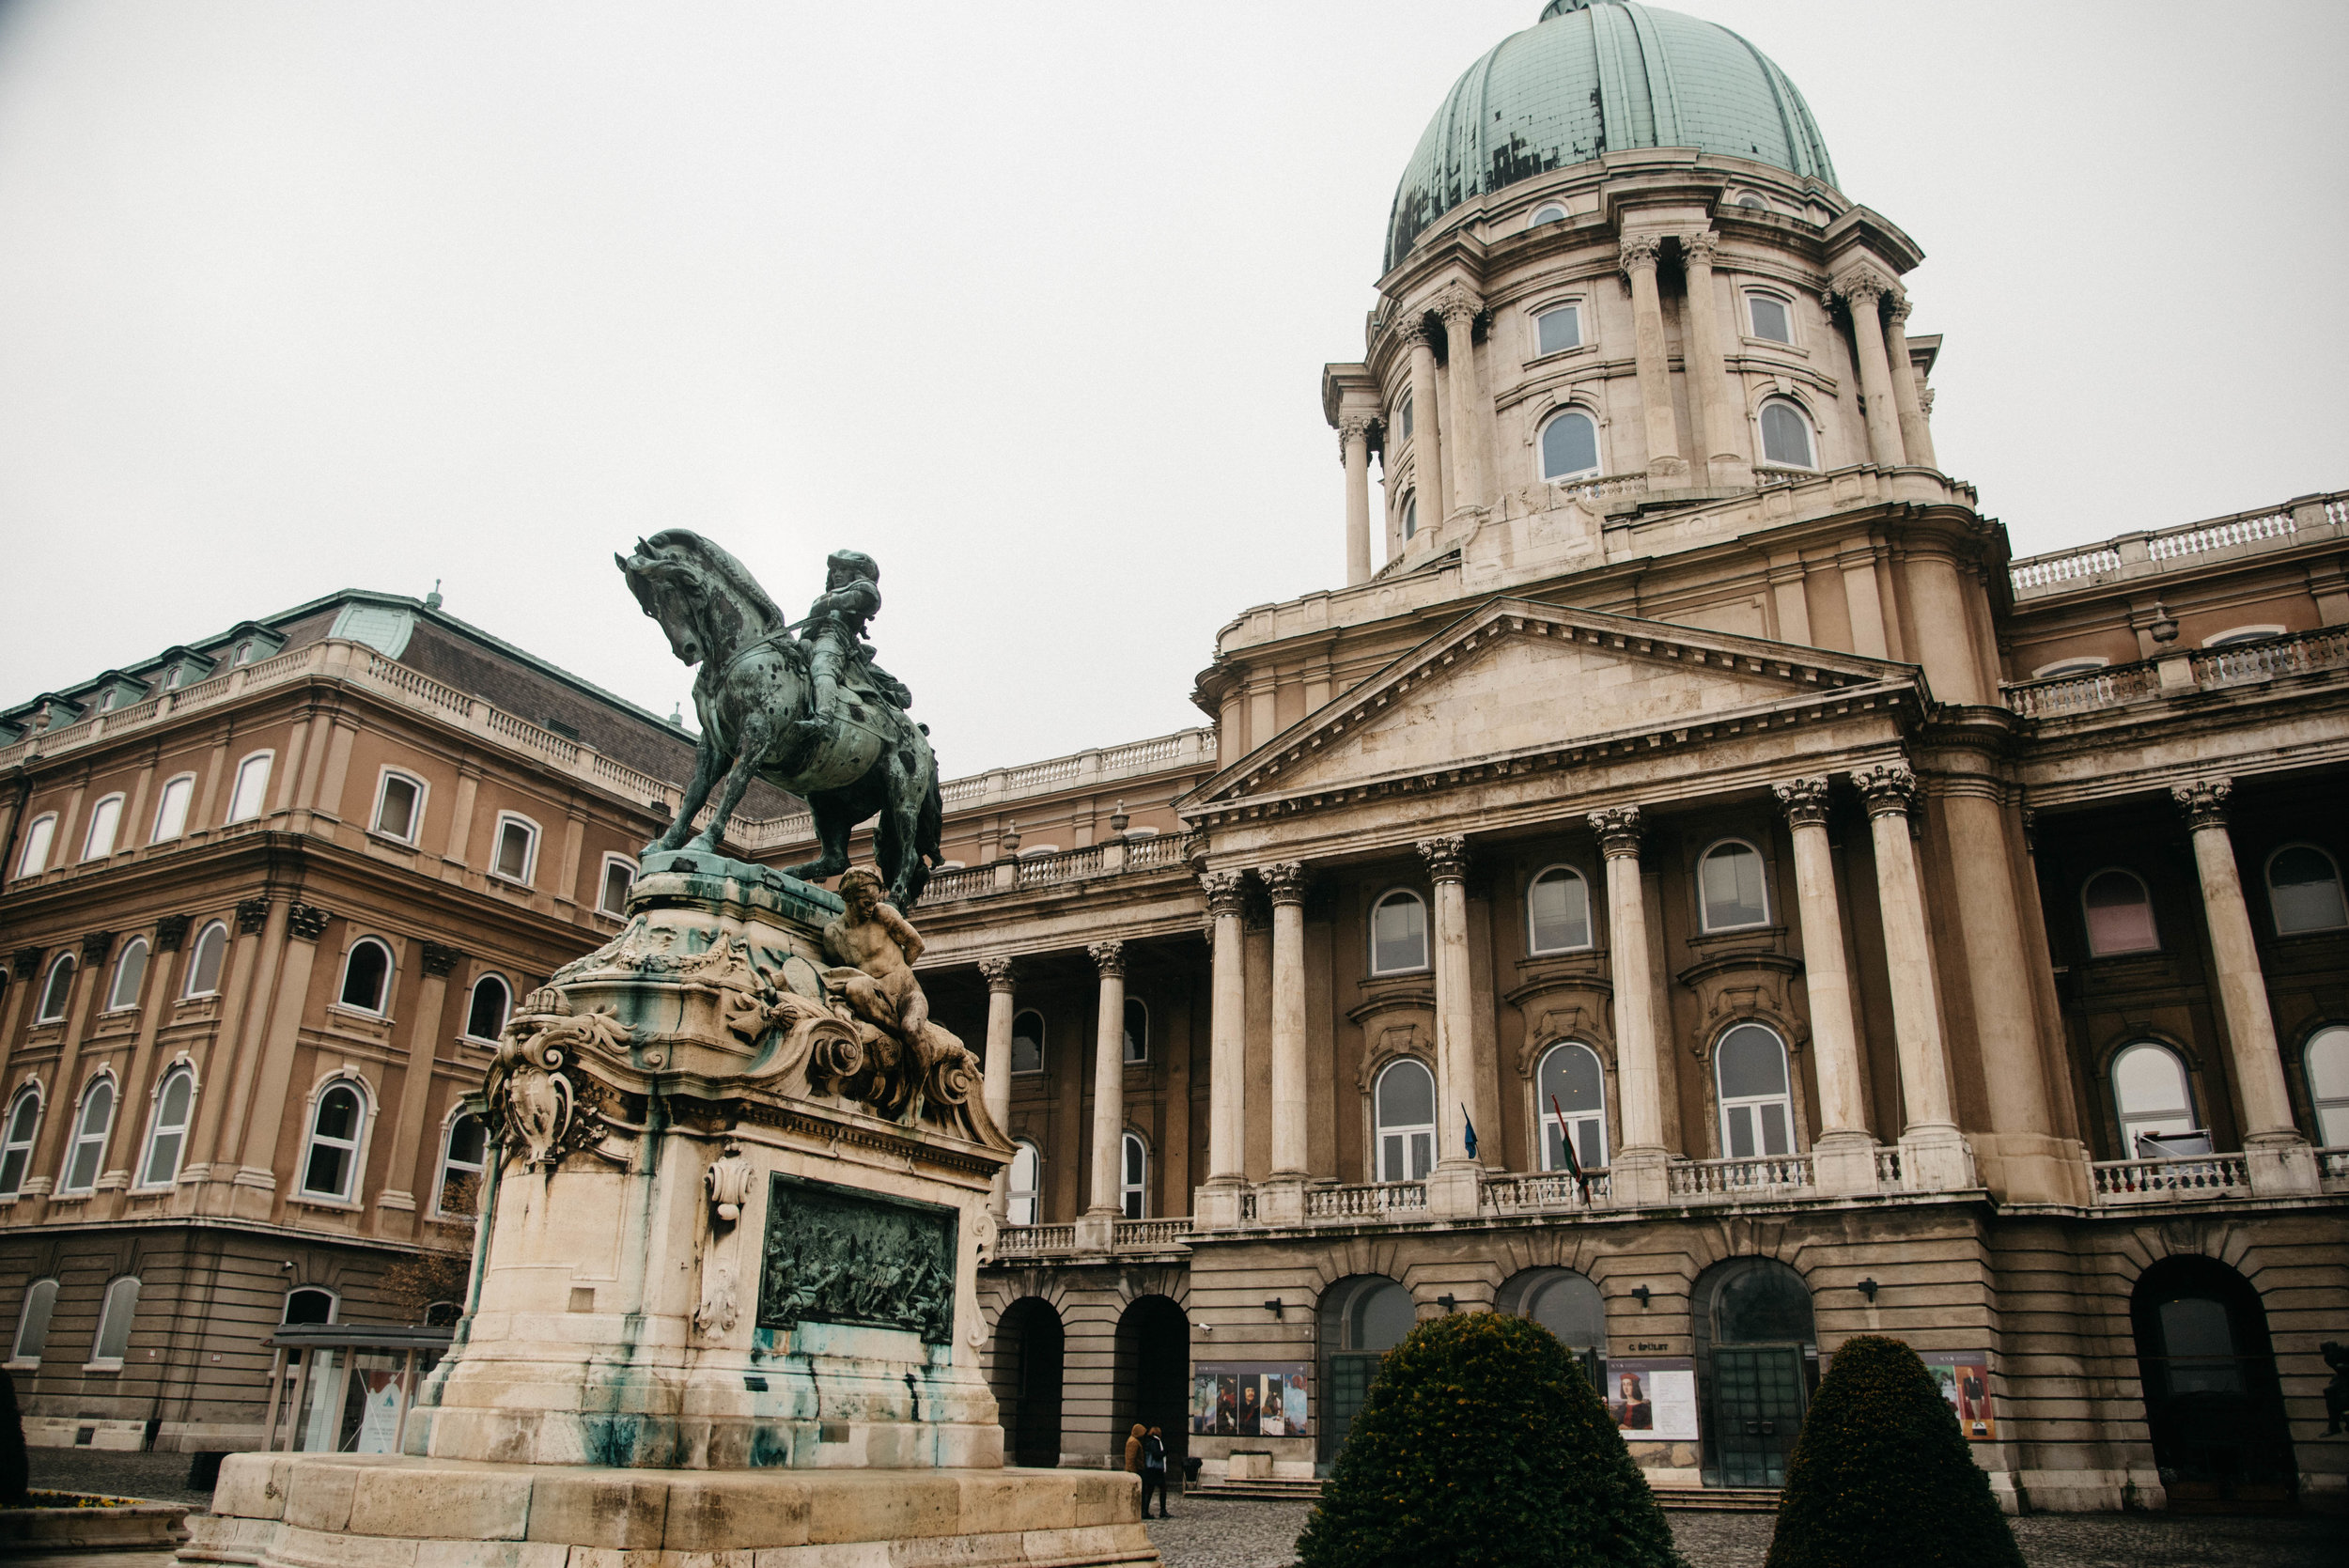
1709 1346 1805 1486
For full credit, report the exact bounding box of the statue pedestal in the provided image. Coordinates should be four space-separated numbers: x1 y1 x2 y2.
184 858 1157 1567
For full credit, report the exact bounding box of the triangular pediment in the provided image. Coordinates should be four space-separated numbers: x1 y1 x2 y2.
1190 598 1921 808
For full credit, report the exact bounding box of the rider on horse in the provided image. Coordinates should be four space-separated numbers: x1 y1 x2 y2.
795 551 882 746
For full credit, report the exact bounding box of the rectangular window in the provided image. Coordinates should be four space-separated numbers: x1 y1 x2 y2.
1535 304 1581 355
17 815 55 878
1748 294 1792 344
494 819 537 882
150 776 194 843
599 857 635 914
374 775 421 841
82 797 123 861
226 754 272 823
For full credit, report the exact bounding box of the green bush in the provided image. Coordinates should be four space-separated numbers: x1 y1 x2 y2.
1763 1336 2023 1568
0 1367 27 1507
1295 1312 1685 1568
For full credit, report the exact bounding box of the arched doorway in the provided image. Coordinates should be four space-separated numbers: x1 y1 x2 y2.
991 1297 1065 1468
1496 1267 1606 1389
2131 1257 2296 1510
1316 1276 1414 1468
1693 1258 1815 1487
1112 1295 1190 1476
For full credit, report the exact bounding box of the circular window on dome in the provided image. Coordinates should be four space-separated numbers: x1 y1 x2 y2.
1735 192 1769 211
1541 410 1599 482
1529 204 1567 229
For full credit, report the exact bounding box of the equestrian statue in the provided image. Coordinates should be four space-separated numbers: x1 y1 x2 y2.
615 531 943 909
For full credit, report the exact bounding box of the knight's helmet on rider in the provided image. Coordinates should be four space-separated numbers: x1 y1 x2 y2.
826 550 879 590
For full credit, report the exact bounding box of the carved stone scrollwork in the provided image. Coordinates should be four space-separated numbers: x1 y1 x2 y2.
488 1002 632 1171
1088 939 1126 979
977 955 1017 994
1771 776 1832 829
1885 296 1913 327
1617 233 1664 272
1199 870 1249 920
1262 861 1311 906
1434 286 1484 329
1829 267 1899 314
236 897 272 935
285 903 329 942
694 1140 755 1339
1395 317 1437 351
80 931 114 964
1416 835 1469 882
1681 230 1719 267
1851 761 1920 818
1336 416 1375 465
154 915 191 954
420 940 463 977
1587 806 1644 859
705 1141 754 1224
2172 778 2232 831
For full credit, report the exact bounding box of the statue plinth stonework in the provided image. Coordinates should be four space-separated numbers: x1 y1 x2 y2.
188 558 1159 1566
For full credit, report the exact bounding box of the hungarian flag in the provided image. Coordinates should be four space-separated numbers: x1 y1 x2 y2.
1550 1094 1588 1196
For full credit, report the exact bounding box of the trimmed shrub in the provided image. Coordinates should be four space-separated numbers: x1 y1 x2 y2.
1763 1335 2023 1568
0 1367 27 1507
1295 1312 1685 1568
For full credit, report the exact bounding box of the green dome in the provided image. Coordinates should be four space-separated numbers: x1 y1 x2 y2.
1385 0 1837 272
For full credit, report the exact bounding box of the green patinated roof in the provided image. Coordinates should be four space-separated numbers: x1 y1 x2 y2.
1385 0 1837 272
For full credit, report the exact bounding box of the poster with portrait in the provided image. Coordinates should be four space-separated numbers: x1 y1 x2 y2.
1925 1352 1996 1440
1605 1358 1699 1442
1190 1362 1310 1436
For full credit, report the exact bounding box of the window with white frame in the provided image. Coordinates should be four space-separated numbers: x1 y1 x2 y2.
1536 1041 1608 1172
598 855 636 915
1540 409 1599 480
2203 625 2284 648
1120 1131 1146 1219
150 775 194 843
2031 657 2109 678
1399 489 1418 540
1715 1022 1794 1158
300 1080 367 1201
226 753 272 823
1746 290 1794 343
2111 1041 2196 1155
139 1065 196 1188
1370 890 1429 974
2305 1026 2349 1147
1758 398 1814 468
282 1287 335 1326
1396 390 1414 441
0 1088 42 1195
234 642 257 666
36 955 75 1023
1122 997 1148 1063
10 1278 58 1365
339 939 393 1013
106 938 148 1011
491 815 538 883
2083 868 2159 955
2267 845 2347 935
372 770 425 842
82 794 124 861
60 1076 117 1193
1529 203 1567 228
1374 1057 1437 1182
1011 1009 1045 1075
1532 302 1581 355
16 814 55 878
1006 1141 1040 1225
89 1276 139 1367
1697 840 1769 931
466 974 510 1041
438 1113 487 1217
184 921 228 997
1527 865 1592 954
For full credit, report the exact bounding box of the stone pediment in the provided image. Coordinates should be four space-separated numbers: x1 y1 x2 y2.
1190 598 1919 811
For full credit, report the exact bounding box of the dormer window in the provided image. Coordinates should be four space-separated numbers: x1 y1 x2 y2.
234 643 256 666
1533 303 1581 356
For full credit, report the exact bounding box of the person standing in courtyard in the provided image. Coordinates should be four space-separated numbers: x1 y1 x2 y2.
1139 1425 1171 1519
1123 1421 1144 1477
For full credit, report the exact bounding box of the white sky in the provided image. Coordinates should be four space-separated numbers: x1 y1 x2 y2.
1 1 2342 775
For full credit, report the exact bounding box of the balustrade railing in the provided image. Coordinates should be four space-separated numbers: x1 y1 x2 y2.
2320 1148 2349 1188
1874 1146 1904 1188
2006 489 2344 596
1113 1218 1193 1249
2002 661 2161 718
923 863 996 901
1304 1182 1427 1220
2191 624 2349 688
1019 844 1104 887
1669 1155 1813 1198
993 1224 1076 1256
1482 1171 1610 1213
2002 625 2349 720
2090 1154 2248 1202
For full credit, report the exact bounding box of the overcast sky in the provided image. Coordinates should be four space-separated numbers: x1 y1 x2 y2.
2 1 2342 775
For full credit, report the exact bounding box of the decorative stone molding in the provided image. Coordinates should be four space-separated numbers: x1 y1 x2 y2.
1680 230 1719 267
1828 266 1900 313
80 930 114 964
1587 806 1644 859
1261 861 1311 906
977 955 1017 993
1087 939 1126 979
1885 296 1912 327
9 950 38 982
285 904 330 943
236 897 272 935
1851 761 1920 818
1199 870 1249 919
1771 776 1832 828
1416 835 1469 882
2172 778 2232 831
1617 233 1664 272
1434 286 1483 328
154 915 191 953
2020 808 2039 856
420 941 463 977
1336 416 1375 464
1395 317 1437 350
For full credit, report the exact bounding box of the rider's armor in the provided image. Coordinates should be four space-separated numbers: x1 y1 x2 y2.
800 551 901 737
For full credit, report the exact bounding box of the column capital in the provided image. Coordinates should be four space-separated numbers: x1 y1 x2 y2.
420 940 463 977
1587 806 1644 859
1828 265 1900 313
1396 316 1438 350
9 949 39 982
1415 835 1469 882
1851 761 1920 818
1336 415 1375 463
1617 232 1664 272
80 929 115 965
1884 295 1913 328
1680 229 1719 267
2172 777 2233 831
1087 939 1126 979
286 903 331 943
1262 861 1312 906
154 914 192 953
1199 869 1249 919
236 896 272 934
1771 776 1833 829
977 955 1018 993
1433 286 1484 328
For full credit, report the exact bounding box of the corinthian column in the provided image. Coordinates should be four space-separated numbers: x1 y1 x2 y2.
1401 318 1447 524
1882 297 1937 470
1591 807 1670 1204
1196 870 1251 1228
1264 862 1310 1177
2173 780 2316 1194
1436 289 1487 513
1679 231 1747 487
978 955 1017 1216
1619 236 1685 482
1849 763 1968 1188
1833 268 1908 467
1339 419 1374 585
1772 777 1875 1193
1417 837 1481 1217
1084 940 1128 1229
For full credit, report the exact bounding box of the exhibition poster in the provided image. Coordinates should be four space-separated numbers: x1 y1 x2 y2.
1191 1361 1310 1436
1925 1351 1996 1439
1605 1358 1699 1441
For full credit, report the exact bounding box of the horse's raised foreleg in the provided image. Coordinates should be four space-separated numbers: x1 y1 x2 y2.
655 736 726 853
688 711 773 855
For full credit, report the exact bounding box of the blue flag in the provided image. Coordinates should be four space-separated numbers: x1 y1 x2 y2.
1462 1106 1477 1159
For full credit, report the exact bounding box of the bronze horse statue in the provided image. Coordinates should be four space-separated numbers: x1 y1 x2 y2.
615 531 942 909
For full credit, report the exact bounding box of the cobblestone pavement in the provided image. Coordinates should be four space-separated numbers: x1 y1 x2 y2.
28 1449 216 1506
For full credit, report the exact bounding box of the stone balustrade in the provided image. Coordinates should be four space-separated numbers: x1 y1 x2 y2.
2090 1154 2249 1203
2005 489 2347 598
1669 1154 1815 1199
2001 625 2349 720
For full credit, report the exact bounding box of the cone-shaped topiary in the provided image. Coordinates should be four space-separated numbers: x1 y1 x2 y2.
1295 1311 1686 1568
1763 1335 2024 1568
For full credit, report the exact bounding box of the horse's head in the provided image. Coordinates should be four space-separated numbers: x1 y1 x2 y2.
616 539 718 667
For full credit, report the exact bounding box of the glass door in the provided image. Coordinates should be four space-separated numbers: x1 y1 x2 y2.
1709 1346 1805 1486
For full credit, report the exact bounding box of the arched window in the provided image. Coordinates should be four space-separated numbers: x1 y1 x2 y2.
1716 1023 1794 1158
226 752 272 823
2031 657 2109 678
1529 203 1567 228
60 1076 117 1193
1006 1141 1041 1226
1374 1058 1437 1183
0 1088 42 1196
300 1080 368 1202
339 939 392 1014
12 1278 59 1364
1746 291 1794 344
1122 997 1148 1064
1396 390 1414 441
150 774 194 843
1503 1268 1605 1377
106 938 149 1011
2267 845 2347 935
1758 399 1814 467
1011 1009 1045 1075
82 794 125 861
1698 840 1769 932
2111 1041 2196 1155
2304 1026 2349 1147
1320 1277 1414 1459
466 974 510 1041
438 1113 487 1217
372 770 426 843
491 814 540 884
2202 625 2284 648
36 954 75 1023
1399 489 1418 540
16 814 56 877
598 855 636 915
2083 869 2159 955
139 1065 196 1189
1540 409 1599 480
1527 864 1592 954
90 1276 140 1366
1734 191 1769 211
282 1287 335 1326
1533 302 1580 354
1537 1042 1608 1171
184 922 229 998
1370 890 1428 974
1120 1131 1147 1219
